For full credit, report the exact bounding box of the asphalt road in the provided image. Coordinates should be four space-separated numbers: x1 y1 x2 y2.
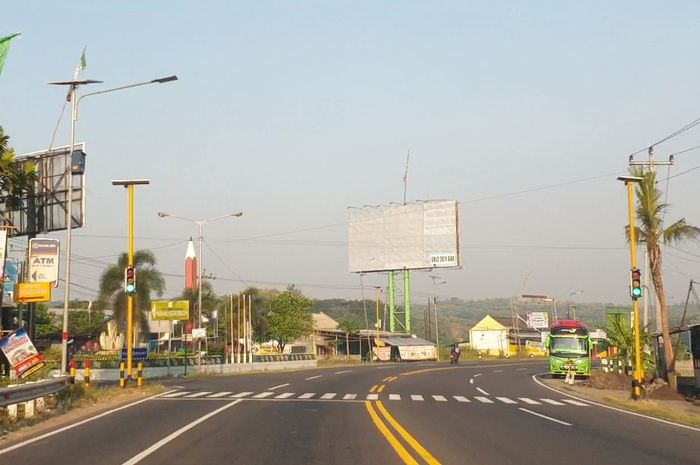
1 360 698 464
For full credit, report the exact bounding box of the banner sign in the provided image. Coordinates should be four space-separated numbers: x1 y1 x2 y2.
151 300 190 321
28 238 60 287
0 328 45 378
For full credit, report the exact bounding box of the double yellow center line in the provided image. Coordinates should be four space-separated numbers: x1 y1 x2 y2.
365 400 441 465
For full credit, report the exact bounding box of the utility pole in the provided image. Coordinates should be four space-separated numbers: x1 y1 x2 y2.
629 147 673 331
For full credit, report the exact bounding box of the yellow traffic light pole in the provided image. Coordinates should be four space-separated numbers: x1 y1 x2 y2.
113 179 150 383
619 175 644 400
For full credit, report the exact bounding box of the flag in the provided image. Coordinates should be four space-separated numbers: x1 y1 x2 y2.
0 33 21 77
79 46 87 70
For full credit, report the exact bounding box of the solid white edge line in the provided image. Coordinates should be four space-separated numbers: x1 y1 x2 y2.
519 408 572 426
121 399 242 465
268 383 290 390
476 387 490 396
0 390 176 455
531 373 700 433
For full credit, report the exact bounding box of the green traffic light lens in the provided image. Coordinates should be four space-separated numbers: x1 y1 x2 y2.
126 284 135 293
632 288 642 297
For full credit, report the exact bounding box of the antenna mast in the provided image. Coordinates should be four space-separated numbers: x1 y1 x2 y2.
402 150 410 204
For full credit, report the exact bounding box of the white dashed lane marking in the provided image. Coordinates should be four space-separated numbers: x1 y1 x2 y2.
540 399 566 406
161 391 590 406
184 392 212 398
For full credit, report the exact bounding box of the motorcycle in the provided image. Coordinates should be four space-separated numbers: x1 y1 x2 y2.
450 350 460 364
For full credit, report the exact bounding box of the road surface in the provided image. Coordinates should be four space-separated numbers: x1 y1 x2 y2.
1 360 697 464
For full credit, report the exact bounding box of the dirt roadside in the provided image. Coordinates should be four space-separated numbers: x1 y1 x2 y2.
539 374 700 428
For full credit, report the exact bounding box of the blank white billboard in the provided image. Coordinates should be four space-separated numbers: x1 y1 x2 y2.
348 200 460 272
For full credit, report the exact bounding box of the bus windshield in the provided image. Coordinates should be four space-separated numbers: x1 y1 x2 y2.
549 337 588 356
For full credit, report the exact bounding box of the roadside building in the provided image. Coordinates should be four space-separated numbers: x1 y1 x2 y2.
469 315 509 356
470 315 545 356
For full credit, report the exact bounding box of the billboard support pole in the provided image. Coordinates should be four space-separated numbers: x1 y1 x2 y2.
388 271 395 332
404 270 411 333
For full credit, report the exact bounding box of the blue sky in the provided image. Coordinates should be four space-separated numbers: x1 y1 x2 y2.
3 2 700 310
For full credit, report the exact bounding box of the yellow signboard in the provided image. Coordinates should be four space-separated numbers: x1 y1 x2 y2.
151 300 190 320
14 282 52 303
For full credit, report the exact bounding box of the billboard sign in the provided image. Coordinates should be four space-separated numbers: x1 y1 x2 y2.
28 238 60 286
348 200 460 272
151 300 190 321
0 328 45 378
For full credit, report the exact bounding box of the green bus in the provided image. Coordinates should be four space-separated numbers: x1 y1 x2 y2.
545 319 591 378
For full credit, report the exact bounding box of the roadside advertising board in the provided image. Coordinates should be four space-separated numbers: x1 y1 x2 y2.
527 311 549 329
2 258 20 307
28 238 60 287
0 328 45 378
192 328 206 339
151 300 190 321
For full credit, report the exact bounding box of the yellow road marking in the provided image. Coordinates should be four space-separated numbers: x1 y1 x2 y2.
377 384 386 393
376 401 442 465
370 384 378 393
382 376 392 382
400 367 458 377
365 401 419 465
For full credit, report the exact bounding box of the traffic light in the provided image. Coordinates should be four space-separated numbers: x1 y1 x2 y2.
124 267 136 295
630 268 642 299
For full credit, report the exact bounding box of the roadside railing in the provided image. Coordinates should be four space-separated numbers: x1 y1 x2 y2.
0 376 70 407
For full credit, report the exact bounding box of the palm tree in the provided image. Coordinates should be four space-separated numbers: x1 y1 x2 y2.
631 167 700 390
97 250 165 339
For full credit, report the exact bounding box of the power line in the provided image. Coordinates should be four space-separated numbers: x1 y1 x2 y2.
630 116 700 156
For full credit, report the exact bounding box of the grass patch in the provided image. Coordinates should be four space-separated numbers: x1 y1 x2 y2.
601 396 700 428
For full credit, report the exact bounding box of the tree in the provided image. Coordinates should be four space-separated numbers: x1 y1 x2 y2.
263 290 314 352
0 126 36 210
631 167 700 390
337 319 359 358
97 250 165 338
35 303 58 338
68 309 107 338
179 281 221 336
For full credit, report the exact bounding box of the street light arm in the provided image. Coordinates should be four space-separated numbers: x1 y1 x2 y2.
157 212 196 223
77 75 178 104
202 211 243 225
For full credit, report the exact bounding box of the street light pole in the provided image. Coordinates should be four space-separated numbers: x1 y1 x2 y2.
158 210 243 371
49 74 178 374
618 175 644 400
429 276 446 361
